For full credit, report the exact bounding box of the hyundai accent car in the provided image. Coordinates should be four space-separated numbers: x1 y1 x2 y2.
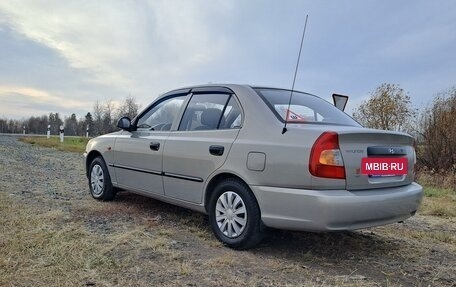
84 84 423 249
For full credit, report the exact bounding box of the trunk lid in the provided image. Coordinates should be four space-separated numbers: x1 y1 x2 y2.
337 128 415 190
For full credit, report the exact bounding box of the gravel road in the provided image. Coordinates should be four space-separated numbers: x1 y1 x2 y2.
0 136 86 200
1 135 455 287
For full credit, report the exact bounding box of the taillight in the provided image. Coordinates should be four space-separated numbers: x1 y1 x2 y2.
309 131 346 179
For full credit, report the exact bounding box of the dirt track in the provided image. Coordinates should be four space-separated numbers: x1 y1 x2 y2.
0 136 455 286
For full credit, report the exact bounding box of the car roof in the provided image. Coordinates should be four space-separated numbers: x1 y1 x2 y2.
163 83 316 98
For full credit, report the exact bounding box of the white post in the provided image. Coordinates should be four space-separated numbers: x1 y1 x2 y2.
59 125 64 143
86 125 89 138
23 126 25 135
47 124 51 139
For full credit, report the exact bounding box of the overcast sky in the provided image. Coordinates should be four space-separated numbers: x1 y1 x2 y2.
0 0 455 119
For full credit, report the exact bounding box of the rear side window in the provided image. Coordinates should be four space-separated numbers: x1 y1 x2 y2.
254 88 361 127
220 96 242 129
179 93 242 131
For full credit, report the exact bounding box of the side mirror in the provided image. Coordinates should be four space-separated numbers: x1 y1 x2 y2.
332 94 349 112
117 116 132 131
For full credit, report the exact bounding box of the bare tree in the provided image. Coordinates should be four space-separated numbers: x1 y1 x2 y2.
417 87 456 173
92 100 104 136
116 95 140 121
25 115 49 134
101 99 116 134
353 83 416 131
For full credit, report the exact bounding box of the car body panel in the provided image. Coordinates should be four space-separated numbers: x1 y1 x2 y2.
112 130 169 195
84 133 119 182
251 182 422 231
163 129 240 203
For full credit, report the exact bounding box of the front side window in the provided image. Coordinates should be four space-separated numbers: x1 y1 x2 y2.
254 88 361 127
179 93 242 131
136 95 186 131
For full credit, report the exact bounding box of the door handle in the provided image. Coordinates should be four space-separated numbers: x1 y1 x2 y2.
209 145 224 156
150 142 160 151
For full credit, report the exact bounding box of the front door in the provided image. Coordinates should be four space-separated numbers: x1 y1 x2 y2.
163 93 243 203
113 94 187 195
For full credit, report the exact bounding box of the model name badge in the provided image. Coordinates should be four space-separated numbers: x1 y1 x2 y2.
361 157 408 175
345 149 364 153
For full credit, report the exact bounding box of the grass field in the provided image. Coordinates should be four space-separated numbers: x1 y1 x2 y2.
19 136 89 153
1 181 455 286
420 186 456 217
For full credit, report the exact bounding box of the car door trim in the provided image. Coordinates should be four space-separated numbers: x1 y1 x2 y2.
109 164 162 176
109 164 203 182
163 172 204 183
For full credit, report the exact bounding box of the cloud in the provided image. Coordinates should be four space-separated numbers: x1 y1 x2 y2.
0 86 91 118
0 1 455 120
0 0 231 95
0 2 128 89
365 22 456 67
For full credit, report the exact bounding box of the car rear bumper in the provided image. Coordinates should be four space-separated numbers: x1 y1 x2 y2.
251 182 423 231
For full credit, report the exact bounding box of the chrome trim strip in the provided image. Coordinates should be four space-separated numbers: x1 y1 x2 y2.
163 172 204 183
109 164 203 182
109 164 162 176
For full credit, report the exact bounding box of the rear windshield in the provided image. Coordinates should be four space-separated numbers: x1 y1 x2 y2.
254 88 361 127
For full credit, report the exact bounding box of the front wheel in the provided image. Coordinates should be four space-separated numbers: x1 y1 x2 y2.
208 178 263 249
88 157 115 201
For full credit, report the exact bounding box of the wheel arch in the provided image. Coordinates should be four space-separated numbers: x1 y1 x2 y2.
204 172 258 213
85 150 103 177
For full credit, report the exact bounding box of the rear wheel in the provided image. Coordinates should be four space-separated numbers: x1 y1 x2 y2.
208 178 263 249
89 157 115 201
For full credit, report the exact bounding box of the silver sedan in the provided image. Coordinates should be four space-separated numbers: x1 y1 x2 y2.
84 84 423 249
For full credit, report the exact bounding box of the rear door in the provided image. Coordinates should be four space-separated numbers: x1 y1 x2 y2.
162 90 243 203
113 94 187 195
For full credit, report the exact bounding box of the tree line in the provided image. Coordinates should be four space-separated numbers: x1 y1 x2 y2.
0 96 140 137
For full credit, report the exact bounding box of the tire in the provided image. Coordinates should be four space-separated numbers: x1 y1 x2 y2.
88 156 115 201
208 178 263 249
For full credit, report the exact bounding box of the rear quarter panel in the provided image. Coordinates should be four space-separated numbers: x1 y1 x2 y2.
216 86 345 190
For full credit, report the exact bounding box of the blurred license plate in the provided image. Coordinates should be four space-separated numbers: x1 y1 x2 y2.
368 174 399 178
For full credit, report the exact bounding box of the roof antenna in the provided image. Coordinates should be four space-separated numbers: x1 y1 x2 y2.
282 14 309 134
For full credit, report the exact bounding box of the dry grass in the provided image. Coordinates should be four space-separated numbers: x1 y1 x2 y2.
204 252 237 267
19 136 89 153
416 170 456 191
1 191 402 287
408 230 456 245
0 193 103 286
419 186 456 217
415 170 456 217
0 192 183 286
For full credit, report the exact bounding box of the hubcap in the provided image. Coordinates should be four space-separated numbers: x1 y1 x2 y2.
90 164 104 196
215 191 247 238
